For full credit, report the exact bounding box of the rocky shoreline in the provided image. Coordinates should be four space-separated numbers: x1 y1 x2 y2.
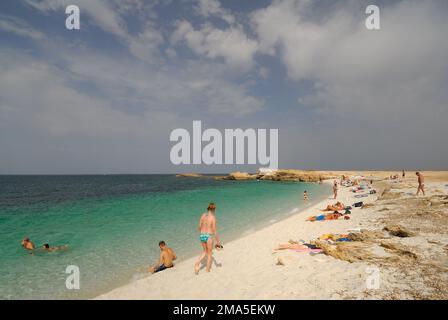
214 169 336 182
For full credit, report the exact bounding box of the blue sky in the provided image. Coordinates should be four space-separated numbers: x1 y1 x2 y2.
1 0 447 174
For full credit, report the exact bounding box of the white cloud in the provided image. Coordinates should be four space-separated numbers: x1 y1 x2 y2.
252 0 448 119
171 20 259 72
195 0 236 24
63 49 264 117
0 55 177 137
22 0 164 62
24 0 128 38
248 0 448 169
0 46 264 173
6 0 446 172
0 14 46 40
129 26 164 63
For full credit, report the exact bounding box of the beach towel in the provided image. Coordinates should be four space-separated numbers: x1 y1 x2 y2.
353 201 363 207
354 194 368 198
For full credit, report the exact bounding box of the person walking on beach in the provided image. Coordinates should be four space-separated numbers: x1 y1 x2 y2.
402 170 406 178
416 172 425 196
194 203 222 274
149 241 177 273
333 180 338 199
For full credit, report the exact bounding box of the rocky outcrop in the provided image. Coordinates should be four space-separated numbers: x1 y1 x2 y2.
384 224 416 238
216 169 335 182
175 173 205 178
214 172 258 180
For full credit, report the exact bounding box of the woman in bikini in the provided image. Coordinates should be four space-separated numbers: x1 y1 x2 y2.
194 203 222 274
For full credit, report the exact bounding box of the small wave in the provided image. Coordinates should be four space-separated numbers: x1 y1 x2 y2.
289 207 299 214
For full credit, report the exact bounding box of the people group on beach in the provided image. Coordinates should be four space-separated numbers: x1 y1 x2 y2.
21 172 428 277
187 172 424 273
148 202 224 275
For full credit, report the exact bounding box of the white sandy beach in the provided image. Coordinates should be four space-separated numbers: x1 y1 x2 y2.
97 172 448 300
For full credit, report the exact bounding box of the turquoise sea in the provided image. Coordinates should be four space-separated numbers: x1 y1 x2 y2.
0 175 330 299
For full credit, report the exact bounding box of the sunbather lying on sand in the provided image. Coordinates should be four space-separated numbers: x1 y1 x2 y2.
273 241 321 253
306 212 350 222
322 202 345 212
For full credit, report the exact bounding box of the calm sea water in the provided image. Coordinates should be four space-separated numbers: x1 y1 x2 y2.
0 175 330 299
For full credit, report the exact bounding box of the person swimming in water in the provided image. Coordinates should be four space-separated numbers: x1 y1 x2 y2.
21 237 35 251
194 203 222 274
303 190 309 201
40 243 69 253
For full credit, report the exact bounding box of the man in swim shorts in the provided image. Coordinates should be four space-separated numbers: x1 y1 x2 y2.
194 203 222 274
149 241 177 273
